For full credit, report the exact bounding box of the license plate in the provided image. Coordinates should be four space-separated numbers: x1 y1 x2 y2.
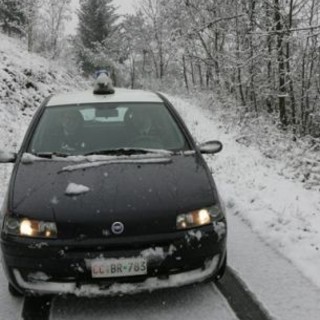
91 257 147 278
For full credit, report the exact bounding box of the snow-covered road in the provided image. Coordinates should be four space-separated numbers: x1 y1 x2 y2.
0 268 23 319
0 93 320 319
0 278 238 320
50 284 237 320
228 211 320 320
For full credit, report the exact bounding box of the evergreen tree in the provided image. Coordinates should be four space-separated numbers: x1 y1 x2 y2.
0 0 26 36
76 0 118 75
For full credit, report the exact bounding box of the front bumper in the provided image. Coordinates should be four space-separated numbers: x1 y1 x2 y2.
11 255 221 296
1 223 227 296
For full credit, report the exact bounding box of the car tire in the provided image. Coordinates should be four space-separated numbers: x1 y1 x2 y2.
216 256 227 280
211 254 227 282
8 283 24 297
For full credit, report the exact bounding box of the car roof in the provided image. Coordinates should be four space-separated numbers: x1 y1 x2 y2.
46 88 163 107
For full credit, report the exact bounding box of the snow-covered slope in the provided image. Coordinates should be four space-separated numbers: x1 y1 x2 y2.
0 32 89 231
0 33 88 150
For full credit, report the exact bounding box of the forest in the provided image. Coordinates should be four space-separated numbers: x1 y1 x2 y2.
1 0 320 138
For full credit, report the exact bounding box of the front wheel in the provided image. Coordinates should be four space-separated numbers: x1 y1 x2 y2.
208 254 227 282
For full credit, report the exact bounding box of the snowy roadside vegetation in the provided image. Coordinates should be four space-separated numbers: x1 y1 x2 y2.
165 90 320 192
169 93 320 288
0 33 88 150
0 32 88 211
211 95 320 192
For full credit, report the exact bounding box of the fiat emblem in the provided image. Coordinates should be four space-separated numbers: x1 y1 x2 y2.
111 222 124 235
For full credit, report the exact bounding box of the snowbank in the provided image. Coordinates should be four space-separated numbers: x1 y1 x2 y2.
0 33 88 151
168 94 320 289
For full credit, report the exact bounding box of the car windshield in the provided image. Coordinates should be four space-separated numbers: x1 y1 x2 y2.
27 102 190 156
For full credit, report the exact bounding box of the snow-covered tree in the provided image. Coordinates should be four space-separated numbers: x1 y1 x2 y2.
0 0 26 36
33 0 71 59
44 0 71 58
19 0 43 52
76 0 119 75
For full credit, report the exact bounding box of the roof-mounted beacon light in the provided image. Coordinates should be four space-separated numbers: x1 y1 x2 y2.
93 70 115 95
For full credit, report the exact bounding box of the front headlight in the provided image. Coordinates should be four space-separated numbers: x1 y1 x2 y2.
3 216 57 239
176 205 224 230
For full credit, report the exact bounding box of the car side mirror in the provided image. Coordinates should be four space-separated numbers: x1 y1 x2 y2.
199 140 223 154
0 150 17 163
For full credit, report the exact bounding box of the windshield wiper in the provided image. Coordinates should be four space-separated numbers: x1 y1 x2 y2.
34 152 70 158
85 148 172 156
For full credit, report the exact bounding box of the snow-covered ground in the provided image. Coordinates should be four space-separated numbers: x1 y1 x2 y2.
0 33 88 154
1 32 320 318
170 95 320 289
169 95 320 320
0 32 89 209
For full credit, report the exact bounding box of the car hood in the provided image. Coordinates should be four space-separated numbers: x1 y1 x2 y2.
11 153 216 238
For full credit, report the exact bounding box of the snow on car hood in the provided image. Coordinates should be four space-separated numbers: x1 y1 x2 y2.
10 153 216 238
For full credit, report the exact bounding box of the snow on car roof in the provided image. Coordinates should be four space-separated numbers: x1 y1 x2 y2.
46 88 163 107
